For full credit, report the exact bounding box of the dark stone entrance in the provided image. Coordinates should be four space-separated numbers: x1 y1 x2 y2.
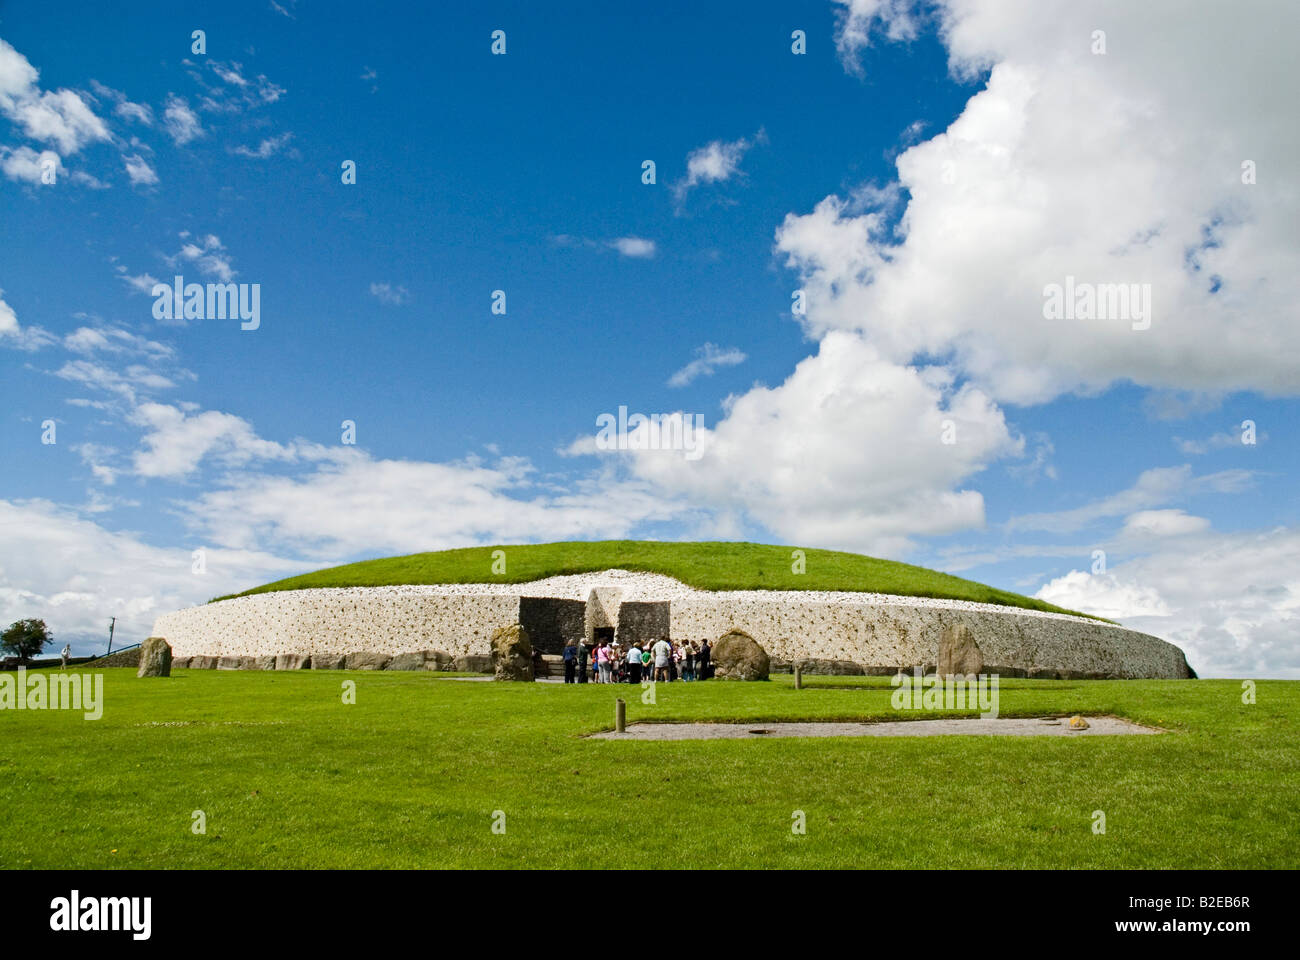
519 596 586 655
615 601 670 647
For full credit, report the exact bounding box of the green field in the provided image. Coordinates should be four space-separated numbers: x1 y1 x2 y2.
2 669 1294 869
216 540 1103 620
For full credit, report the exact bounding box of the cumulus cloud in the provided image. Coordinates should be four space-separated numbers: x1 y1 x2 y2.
600 332 1020 555
791 0 1300 405
667 343 747 387
0 498 302 656
0 38 110 154
128 403 309 480
1035 528 1300 677
0 145 60 184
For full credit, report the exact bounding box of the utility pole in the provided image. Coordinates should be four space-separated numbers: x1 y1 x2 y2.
107 616 116 655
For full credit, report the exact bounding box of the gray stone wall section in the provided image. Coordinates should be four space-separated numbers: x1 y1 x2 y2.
615 601 671 647
519 596 587 654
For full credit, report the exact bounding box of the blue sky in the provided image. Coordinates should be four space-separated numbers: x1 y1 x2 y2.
1 1 1296 676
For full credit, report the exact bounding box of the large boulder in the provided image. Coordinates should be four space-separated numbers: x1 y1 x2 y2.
218 656 256 670
255 656 277 671
275 653 311 670
712 630 770 681
343 651 391 671
387 650 455 671
136 637 173 678
937 623 983 678
311 654 345 670
490 625 533 681
189 655 218 670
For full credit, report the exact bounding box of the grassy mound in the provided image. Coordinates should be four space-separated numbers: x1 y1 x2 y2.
217 540 1101 620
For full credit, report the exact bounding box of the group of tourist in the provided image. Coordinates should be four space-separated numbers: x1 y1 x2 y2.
559 636 712 684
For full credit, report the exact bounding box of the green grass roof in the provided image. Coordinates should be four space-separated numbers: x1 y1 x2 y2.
215 540 1105 621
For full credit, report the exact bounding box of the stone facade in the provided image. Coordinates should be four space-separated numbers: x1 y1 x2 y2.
150 571 1193 679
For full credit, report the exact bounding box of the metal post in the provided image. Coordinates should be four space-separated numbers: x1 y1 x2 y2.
794 665 802 690
615 698 626 733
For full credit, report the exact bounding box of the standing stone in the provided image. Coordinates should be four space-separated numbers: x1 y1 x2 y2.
937 623 983 678
136 637 173 678
712 630 770 681
490 624 533 681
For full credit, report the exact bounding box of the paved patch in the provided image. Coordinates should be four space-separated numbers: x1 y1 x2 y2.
587 716 1162 740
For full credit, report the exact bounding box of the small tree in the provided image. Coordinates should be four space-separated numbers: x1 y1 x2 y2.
2 619 52 663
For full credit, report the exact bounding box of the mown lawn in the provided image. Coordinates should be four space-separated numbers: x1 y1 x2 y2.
0 669 1293 869
216 540 1103 619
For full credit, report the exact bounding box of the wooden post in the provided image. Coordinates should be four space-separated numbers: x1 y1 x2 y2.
794 665 802 690
615 698 626 733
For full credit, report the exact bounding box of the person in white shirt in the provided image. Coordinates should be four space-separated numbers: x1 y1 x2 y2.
626 644 642 684
652 637 672 682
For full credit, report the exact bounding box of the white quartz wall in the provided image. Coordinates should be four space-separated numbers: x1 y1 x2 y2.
152 589 519 660
151 578 1189 678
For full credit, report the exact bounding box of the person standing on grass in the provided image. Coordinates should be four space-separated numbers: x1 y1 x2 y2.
60 643 70 669
683 641 695 682
562 640 578 684
640 644 652 681
577 640 589 684
596 641 610 683
626 643 642 684
653 636 672 683
697 638 711 680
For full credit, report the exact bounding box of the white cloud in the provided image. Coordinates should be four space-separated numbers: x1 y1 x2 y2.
119 271 160 294
792 0 1300 405
609 236 656 259
129 403 303 480
0 145 60 184
0 498 302 656
0 39 109 154
594 332 1021 555
123 153 158 185
168 233 234 281
1035 528 1300 678
179 453 687 559
673 133 760 206
162 93 202 144
1007 466 1252 534
0 289 18 336
1121 509 1211 538
369 282 409 306
231 132 293 159
667 343 747 387
833 0 922 75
